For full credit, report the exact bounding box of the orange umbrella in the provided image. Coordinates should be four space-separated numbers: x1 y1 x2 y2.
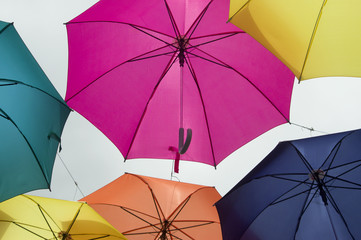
81 173 222 240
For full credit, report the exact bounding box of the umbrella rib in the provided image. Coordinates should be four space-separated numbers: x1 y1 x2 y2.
188 46 290 122
228 0 251 22
163 0 181 37
321 131 357 181
298 0 327 80
243 173 308 186
326 174 361 189
11 222 49 240
268 174 313 185
124 52 178 159
65 203 83 235
270 177 313 205
184 0 212 40
239 179 309 239
184 55 217 167
21 195 63 239
326 158 361 172
0 21 12 35
0 79 69 108
66 44 174 103
163 186 216 239
118 205 163 232
68 233 123 240
130 24 176 47
187 32 242 50
294 181 316 239
288 142 314 173
37 205 59 240
66 20 174 39
127 50 177 63
0 109 51 188
322 184 356 239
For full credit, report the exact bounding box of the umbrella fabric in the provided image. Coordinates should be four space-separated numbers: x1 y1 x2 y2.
81 173 222 240
65 0 294 169
0 21 70 202
228 0 361 81
0 194 127 240
215 128 361 240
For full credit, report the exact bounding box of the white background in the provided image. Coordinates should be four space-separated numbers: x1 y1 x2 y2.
1 0 361 201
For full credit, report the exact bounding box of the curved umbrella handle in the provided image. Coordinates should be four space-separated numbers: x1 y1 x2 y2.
178 127 192 154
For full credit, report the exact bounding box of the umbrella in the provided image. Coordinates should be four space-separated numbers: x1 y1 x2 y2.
65 0 294 171
0 20 70 202
81 173 222 240
215 128 361 240
228 0 361 81
0 194 127 239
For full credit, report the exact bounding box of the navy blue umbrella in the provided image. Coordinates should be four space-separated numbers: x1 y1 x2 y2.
216 129 361 240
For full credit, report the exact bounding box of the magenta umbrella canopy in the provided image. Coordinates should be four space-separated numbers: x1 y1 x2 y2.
65 0 294 169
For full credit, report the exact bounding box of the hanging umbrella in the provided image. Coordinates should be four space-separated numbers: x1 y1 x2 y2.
215 128 361 240
81 173 222 240
65 0 294 171
0 194 127 239
0 20 70 202
228 0 361 81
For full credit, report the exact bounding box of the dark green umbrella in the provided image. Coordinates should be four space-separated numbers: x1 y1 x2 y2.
0 20 70 202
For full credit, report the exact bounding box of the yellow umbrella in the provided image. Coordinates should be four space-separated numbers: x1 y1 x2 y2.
229 0 361 81
0 195 127 240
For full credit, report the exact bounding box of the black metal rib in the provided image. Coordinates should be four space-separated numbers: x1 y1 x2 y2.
124 53 178 160
294 181 316 239
66 20 174 38
11 222 48 240
269 175 313 185
187 32 242 50
288 142 314 173
118 206 162 233
326 175 361 189
129 24 175 47
327 158 361 171
0 79 69 108
163 0 181 38
186 51 231 68
239 179 308 239
0 109 51 188
0 22 13 35
187 45 290 122
66 44 174 103
184 0 213 40
184 53 217 167
322 183 356 239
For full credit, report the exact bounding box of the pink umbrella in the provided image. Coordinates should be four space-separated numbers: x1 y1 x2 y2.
65 0 294 171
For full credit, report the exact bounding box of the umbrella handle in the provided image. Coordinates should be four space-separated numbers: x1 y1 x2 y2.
178 128 192 154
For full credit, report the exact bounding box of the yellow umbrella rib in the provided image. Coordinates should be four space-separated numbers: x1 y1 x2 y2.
0 220 52 240
22 195 62 239
299 0 328 81
65 202 84 234
228 0 252 22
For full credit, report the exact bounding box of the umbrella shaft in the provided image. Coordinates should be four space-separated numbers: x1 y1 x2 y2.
180 66 183 128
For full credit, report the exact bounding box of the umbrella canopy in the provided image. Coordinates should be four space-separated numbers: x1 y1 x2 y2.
215 128 361 240
81 173 222 240
65 0 294 169
0 194 127 240
228 0 361 81
0 20 70 202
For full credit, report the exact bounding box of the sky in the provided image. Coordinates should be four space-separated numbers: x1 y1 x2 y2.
1 0 361 201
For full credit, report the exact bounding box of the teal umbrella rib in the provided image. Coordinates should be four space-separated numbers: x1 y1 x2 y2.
0 108 51 188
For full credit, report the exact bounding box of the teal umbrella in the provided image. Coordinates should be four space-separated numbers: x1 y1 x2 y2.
0 21 70 202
